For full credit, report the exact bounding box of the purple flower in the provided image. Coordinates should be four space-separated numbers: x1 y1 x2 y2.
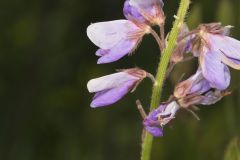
174 69 211 99
87 68 147 108
143 101 180 137
174 68 227 107
190 23 240 90
87 20 150 64
123 0 165 25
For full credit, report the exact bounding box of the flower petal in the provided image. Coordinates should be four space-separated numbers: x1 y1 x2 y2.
157 101 180 125
200 46 230 90
200 90 223 105
87 20 140 49
87 72 138 93
208 34 240 66
97 39 138 64
130 0 164 11
189 69 211 94
219 52 240 70
190 78 211 94
90 79 136 108
96 49 108 56
145 126 163 137
124 0 146 23
143 106 164 137
128 0 164 24
174 69 211 98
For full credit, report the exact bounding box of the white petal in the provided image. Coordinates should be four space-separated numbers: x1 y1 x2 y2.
158 101 179 117
87 72 139 93
87 20 139 49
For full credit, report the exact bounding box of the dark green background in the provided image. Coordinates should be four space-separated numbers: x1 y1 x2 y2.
0 0 240 159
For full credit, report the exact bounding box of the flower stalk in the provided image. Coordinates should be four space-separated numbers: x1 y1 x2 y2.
140 0 191 160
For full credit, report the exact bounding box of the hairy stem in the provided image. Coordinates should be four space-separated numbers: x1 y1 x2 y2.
140 0 191 160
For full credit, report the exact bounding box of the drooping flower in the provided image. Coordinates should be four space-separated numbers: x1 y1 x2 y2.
123 0 165 25
143 101 180 137
174 68 228 107
189 23 240 90
87 20 150 64
87 68 147 108
174 69 211 99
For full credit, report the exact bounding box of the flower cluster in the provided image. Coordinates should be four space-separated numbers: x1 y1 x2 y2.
87 0 240 137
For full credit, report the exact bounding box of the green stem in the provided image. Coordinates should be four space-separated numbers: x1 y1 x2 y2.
140 0 190 160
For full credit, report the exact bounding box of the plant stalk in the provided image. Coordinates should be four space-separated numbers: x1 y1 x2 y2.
140 0 191 160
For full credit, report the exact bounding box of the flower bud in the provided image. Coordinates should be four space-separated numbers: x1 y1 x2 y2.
87 68 147 108
123 0 165 25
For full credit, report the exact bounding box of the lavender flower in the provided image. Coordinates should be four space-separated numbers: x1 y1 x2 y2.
190 23 240 90
174 68 227 107
87 68 147 108
123 0 165 25
143 101 180 137
174 69 211 99
87 20 150 64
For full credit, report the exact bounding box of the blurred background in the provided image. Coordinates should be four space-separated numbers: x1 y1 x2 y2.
0 0 240 159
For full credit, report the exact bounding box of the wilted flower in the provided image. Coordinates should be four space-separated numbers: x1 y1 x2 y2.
87 68 147 108
174 69 211 99
143 101 180 137
87 20 150 64
174 68 228 107
123 0 165 25
189 23 240 90
178 89 227 107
